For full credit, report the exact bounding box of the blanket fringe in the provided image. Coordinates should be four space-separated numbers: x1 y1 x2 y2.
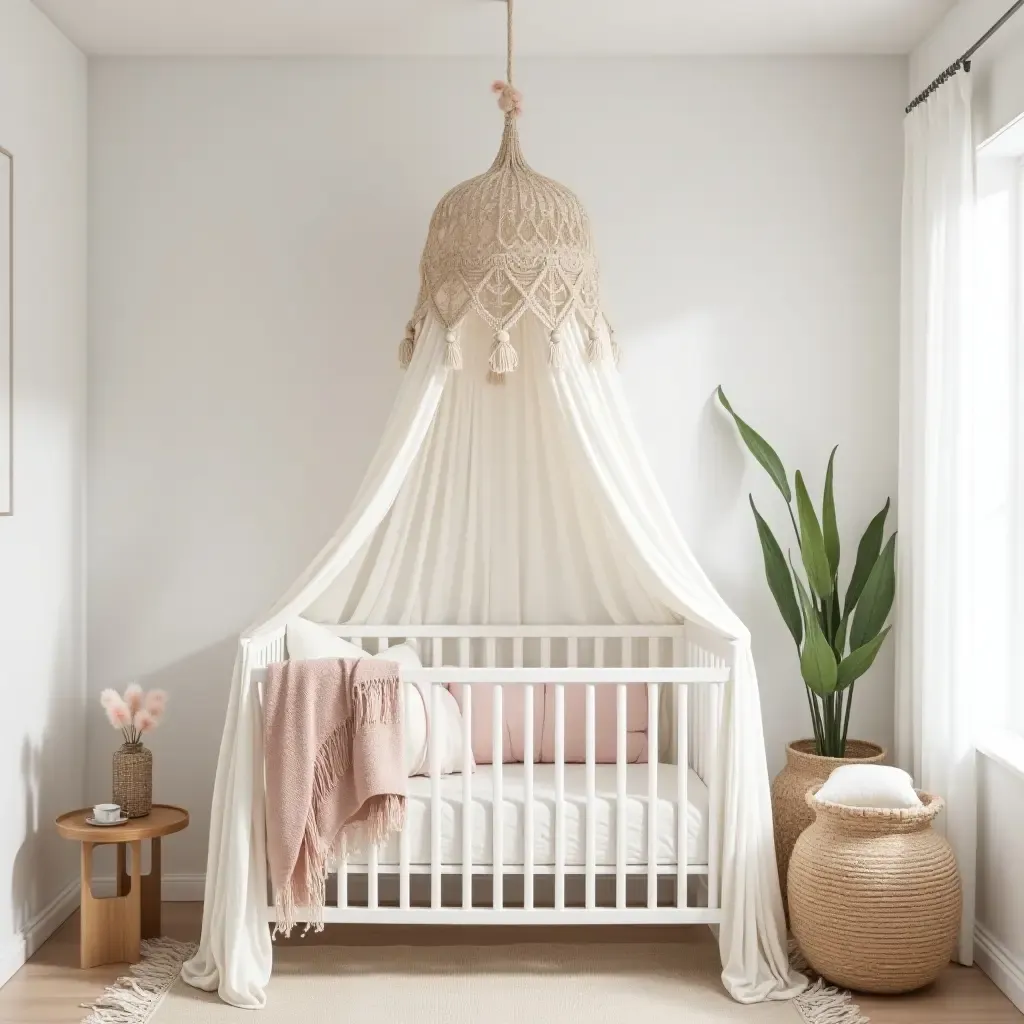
351 674 401 726
790 937 869 1024
80 937 197 1024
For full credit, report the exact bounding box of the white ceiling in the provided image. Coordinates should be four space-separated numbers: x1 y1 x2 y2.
33 0 954 57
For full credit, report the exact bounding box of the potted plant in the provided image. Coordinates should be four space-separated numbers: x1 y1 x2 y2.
718 388 895 904
101 684 167 818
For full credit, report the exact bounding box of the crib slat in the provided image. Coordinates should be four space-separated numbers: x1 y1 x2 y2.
430 683 442 910
585 683 596 909
554 682 565 910
616 682 627 909
459 636 470 667
509 639 532 910
493 684 504 910
486 636 497 668
377 636 388 656
462 683 473 909
338 852 348 909
399 675 409 909
567 637 578 668
540 636 551 669
368 843 379 910
622 636 632 669
707 681 721 910
647 682 659 909
432 636 442 668
676 682 688 908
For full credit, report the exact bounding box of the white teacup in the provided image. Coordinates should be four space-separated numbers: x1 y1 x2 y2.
93 803 121 823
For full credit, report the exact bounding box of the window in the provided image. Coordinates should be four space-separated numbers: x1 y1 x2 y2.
975 127 1024 736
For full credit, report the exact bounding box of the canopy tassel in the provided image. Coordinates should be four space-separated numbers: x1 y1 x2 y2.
489 329 518 378
586 325 609 364
398 323 415 369
548 330 564 369
444 329 463 371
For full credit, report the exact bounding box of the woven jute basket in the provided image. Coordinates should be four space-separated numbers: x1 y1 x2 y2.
789 786 962 994
112 742 153 818
770 738 884 912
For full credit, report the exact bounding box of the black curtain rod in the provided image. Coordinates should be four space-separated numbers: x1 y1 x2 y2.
905 0 1024 114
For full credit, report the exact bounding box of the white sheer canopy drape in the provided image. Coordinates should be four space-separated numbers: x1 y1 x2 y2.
895 74 978 965
181 314 804 1008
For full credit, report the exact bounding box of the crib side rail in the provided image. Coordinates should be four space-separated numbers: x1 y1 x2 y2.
246 623 728 924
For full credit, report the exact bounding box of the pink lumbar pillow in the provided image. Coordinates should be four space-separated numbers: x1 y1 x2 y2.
540 684 647 764
447 682 545 764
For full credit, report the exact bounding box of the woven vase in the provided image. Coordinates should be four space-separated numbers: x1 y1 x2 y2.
770 739 884 911
789 787 962 994
112 742 153 818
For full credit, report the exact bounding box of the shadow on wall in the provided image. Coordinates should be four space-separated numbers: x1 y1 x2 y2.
10 655 84 946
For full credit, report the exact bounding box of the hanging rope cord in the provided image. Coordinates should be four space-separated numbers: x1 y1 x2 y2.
506 0 514 87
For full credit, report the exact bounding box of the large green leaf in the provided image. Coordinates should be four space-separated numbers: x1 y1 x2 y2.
795 471 834 601
792 559 839 697
837 626 892 691
844 498 890 616
750 496 802 648
717 387 792 503
823 446 840 579
849 534 897 650
834 608 850 660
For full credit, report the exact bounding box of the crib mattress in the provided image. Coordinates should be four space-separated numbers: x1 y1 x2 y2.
343 763 709 870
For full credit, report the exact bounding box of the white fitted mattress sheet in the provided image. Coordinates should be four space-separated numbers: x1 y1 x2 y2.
342 763 709 870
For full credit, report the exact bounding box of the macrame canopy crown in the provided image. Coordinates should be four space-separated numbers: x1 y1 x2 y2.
400 0 616 381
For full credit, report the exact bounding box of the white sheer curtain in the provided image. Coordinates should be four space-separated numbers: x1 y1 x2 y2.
895 74 978 965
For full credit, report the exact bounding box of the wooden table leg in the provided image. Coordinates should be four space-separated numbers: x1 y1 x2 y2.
141 837 162 939
80 840 143 969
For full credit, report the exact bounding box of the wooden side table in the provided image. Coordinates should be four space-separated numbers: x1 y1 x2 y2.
56 804 189 968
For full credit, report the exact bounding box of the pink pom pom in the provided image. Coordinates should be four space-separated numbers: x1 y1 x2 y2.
134 709 157 734
491 80 523 118
124 683 143 714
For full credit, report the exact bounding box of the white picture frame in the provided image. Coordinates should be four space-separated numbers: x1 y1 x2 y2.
0 147 10 515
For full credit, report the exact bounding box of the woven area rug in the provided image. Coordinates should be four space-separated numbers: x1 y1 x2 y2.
82 938 866 1023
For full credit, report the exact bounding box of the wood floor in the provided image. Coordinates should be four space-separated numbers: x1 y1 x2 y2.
0 901 1019 1023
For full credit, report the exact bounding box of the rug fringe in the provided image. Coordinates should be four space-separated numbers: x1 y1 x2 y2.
790 937 869 1024
80 937 197 1024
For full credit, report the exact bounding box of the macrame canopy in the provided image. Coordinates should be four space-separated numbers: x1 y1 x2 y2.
400 0 615 382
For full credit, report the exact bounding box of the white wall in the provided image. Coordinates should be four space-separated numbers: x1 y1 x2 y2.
88 56 905 882
912 4 1024 1009
0 0 87 987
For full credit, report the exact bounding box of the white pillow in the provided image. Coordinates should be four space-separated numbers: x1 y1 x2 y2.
815 764 923 810
283 619 469 778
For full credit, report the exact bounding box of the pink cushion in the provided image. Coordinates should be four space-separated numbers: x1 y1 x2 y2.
540 684 648 764
448 683 545 764
449 682 647 764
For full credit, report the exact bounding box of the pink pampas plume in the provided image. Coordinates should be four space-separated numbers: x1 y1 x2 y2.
104 695 131 731
133 709 157 735
100 688 122 710
124 683 143 714
144 689 167 720
491 80 522 117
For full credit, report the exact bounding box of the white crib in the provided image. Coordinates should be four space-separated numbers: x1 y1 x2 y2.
249 623 729 928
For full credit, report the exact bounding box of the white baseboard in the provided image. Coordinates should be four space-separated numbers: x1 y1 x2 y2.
91 873 206 902
0 878 80 990
975 922 1024 1013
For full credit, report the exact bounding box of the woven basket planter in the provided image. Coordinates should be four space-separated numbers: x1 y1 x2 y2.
770 739 884 911
112 742 153 818
789 786 962 994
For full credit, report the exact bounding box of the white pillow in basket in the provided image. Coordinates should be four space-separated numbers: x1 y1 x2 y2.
283 618 469 778
815 764 923 809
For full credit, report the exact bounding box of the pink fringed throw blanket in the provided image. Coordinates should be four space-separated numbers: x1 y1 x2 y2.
263 657 405 936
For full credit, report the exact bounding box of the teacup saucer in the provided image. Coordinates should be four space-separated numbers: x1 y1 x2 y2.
86 815 129 827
